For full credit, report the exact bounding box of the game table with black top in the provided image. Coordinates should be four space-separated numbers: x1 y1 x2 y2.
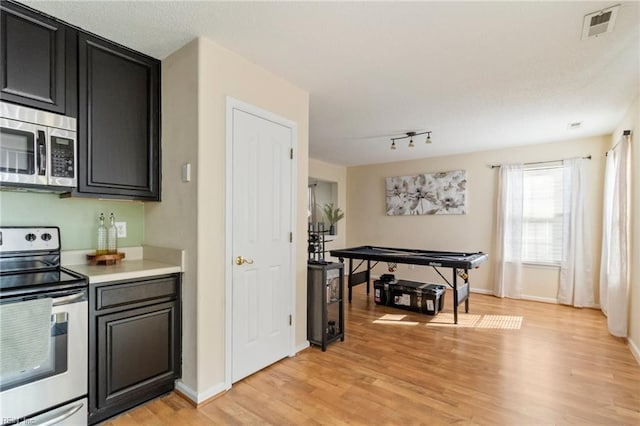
329 246 489 324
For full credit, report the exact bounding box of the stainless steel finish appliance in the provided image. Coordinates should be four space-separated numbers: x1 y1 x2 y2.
0 102 77 191
0 227 88 425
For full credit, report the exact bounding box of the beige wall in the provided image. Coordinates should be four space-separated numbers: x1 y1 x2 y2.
347 136 609 303
147 37 309 401
145 40 199 389
611 96 639 361
197 38 309 395
309 158 347 261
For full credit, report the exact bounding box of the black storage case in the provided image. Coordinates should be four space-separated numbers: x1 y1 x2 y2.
374 279 390 305
423 283 446 314
376 279 446 315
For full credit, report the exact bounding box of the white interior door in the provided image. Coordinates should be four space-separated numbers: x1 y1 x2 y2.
230 104 294 383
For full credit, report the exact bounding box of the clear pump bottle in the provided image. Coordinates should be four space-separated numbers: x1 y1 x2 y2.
107 212 118 254
97 213 108 255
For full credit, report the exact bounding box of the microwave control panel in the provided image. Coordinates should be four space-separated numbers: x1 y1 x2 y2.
51 137 75 178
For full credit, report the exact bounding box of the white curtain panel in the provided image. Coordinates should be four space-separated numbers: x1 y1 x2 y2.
558 158 594 307
494 164 524 298
599 153 615 314
600 135 631 337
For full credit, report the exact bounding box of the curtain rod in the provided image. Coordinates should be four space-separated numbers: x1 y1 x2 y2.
606 129 632 156
489 155 591 169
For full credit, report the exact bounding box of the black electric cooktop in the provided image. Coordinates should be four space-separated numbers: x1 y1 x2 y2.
0 268 87 297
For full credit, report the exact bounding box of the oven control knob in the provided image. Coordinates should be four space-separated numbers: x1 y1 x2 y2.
25 233 37 242
41 233 52 241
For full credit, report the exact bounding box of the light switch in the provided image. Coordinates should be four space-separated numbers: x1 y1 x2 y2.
182 163 191 182
115 222 127 238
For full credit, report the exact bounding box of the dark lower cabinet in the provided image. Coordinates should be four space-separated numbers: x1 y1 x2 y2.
77 32 160 201
0 0 76 116
89 274 181 425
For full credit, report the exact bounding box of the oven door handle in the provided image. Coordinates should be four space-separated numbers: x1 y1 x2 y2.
29 400 84 426
52 291 85 306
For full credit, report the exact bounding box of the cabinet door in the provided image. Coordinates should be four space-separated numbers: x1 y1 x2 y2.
77 32 160 200
0 1 75 115
95 301 179 413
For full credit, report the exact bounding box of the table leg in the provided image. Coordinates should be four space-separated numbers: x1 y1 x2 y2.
366 260 371 295
348 258 353 303
453 268 459 324
465 268 470 313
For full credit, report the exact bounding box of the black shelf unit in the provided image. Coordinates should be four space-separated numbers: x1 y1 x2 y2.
307 262 344 351
307 222 329 262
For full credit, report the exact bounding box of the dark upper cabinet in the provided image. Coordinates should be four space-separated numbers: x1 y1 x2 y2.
0 0 77 116
1 1 161 200
77 32 160 201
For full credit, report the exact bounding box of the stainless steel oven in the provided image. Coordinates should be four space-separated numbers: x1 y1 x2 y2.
0 102 77 191
0 227 88 425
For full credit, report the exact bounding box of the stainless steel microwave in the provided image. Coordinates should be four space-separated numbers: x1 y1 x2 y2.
0 102 77 191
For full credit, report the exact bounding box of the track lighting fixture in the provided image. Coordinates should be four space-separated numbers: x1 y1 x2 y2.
390 131 432 150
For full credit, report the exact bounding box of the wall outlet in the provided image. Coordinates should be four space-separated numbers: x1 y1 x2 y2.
115 222 127 238
408 264 415 270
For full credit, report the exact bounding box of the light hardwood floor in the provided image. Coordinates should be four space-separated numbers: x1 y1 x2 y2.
104 285 640 425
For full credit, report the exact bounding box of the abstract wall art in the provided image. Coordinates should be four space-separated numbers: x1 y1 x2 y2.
386 170 467 215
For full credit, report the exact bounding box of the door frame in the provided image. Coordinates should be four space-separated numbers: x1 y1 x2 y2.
224 96 298 390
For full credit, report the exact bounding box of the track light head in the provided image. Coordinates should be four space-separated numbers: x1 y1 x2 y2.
389 130 431 151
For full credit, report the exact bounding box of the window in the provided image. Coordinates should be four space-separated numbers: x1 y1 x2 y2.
521 165 563 264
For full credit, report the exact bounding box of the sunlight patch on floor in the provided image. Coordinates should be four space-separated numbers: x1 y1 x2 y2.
373 313 419 326
426 313 481 327
372 319 420 326
476 315 523 329
373 312 523 329
379 314 408 321
426 313 523 329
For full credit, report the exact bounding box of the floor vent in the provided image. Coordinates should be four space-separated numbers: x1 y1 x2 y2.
582 4 620 39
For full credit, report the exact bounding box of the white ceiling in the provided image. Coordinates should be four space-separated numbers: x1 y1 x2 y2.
27 1 640 166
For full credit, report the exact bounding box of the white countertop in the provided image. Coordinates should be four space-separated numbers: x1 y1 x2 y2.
63 246 183 284
65 259 181 284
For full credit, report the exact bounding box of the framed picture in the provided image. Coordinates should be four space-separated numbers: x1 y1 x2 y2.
386 170 467 215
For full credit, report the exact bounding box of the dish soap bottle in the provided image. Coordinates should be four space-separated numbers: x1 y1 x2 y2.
97 213 108 255
107 212 118 254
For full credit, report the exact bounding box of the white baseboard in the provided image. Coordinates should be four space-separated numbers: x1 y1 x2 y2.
471 287 557 303
174 380 227 405
629 337 640 365
294 341 310 354
520 294 559 304
176 341 310 405
469 287 492 295
470 289 558 304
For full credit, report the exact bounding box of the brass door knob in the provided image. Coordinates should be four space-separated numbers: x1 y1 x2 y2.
235 256 254 266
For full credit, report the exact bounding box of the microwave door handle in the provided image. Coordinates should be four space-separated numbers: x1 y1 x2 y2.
37 130 47 176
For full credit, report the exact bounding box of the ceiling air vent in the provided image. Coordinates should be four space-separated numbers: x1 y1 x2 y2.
582 4 620 39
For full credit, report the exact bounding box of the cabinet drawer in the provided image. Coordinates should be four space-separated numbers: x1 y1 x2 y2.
95 275 177 311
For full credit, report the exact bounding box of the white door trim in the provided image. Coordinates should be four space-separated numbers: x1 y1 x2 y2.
224 96 297 390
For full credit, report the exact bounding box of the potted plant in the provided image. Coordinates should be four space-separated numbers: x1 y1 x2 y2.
323 203 344 235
